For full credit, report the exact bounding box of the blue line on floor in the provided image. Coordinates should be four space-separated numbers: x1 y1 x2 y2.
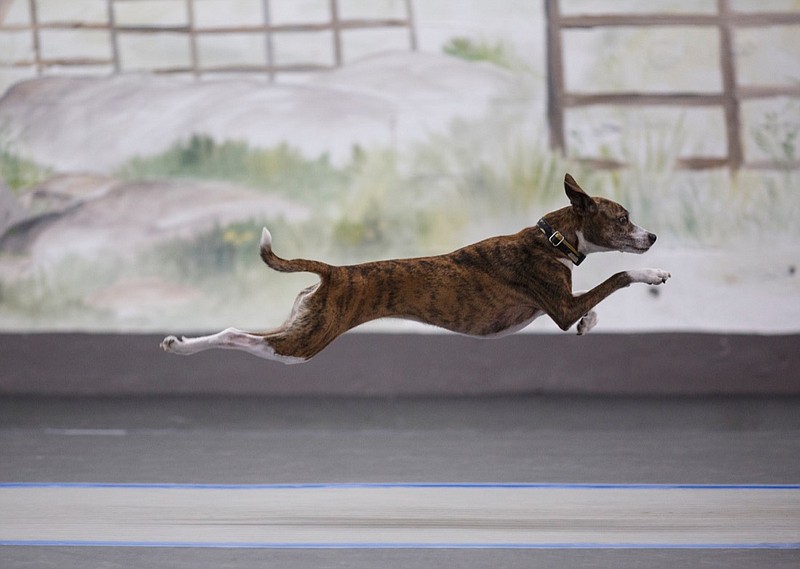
2 482 799 490
1 540 799 549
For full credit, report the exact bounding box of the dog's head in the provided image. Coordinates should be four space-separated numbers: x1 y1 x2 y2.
564 174 657 254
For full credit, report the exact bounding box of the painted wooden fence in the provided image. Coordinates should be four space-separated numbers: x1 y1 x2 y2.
0 0 416 81
545 0 800 170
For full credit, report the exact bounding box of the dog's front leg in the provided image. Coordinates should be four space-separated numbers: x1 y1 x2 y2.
576 311 598 335
545 269 670 332
570 290 598 335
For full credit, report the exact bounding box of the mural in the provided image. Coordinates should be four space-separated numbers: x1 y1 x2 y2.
0 0 798 334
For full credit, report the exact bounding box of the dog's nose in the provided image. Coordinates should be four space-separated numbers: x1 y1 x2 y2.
648 233 657 245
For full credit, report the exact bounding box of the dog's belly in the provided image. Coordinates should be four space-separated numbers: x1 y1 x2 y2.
411 306 544 337
470 310 545 338
378 277 542 336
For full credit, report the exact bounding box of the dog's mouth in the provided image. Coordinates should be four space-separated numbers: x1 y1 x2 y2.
626 243 652 254
621 236 657 254
625 230 657 254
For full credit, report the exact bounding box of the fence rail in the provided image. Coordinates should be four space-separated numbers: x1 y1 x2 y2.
545 0 800 170
0 0 417 80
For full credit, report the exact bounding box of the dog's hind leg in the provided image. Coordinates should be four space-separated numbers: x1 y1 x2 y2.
160 279 344 364
160 327 308 364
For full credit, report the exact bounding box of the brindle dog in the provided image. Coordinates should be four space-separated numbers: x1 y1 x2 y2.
161 174 670 363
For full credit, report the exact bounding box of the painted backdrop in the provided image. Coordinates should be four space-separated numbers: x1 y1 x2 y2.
0 0 798 334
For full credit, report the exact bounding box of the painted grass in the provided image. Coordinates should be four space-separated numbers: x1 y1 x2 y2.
0 147 51 192
117 135 347 203
3 106 798 330
442 37 520 70
114 114 800 252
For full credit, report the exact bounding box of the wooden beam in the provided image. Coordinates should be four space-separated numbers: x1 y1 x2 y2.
560 13 720 28
545 0 566 153
262 0 275 82
27 0 41 74
564 92 728 107
330 0 342 66
404 0 417 50
106 0 120 72
186 0 199 78
718 0 743 169
559 11 800 28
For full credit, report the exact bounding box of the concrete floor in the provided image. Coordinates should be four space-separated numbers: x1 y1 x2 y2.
1 395 799 568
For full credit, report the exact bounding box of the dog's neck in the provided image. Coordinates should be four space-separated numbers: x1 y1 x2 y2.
539 207 590 263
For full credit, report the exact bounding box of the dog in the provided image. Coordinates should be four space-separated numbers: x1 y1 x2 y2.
160 174 670 364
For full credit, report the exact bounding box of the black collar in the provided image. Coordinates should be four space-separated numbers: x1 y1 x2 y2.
536 218 586 265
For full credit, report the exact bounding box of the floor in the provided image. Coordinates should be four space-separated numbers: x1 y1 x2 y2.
1 395 799 568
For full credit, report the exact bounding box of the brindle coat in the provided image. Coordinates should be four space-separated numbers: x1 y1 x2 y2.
161 174 670 363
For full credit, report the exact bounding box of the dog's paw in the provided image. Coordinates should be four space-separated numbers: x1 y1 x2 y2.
160 335 182 353
628 268 671 285
577 311 598 335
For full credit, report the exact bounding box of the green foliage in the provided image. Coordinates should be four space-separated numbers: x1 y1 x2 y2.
0 147 51 192
442 37 518 69
153 221 261 279
333 150 397 251
0 256 120 330
117 135 346 200
752 106 800 164
407 115 588 240
4 117 800 331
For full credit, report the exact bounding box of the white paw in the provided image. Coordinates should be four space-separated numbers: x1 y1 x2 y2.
160 335 184 353
628 268 671 285
577 311 598 335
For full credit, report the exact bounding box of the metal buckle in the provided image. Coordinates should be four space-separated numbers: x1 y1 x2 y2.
549 231 565 247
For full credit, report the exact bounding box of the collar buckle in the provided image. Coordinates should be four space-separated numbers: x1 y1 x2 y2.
537 218 586 266
548 231 565 248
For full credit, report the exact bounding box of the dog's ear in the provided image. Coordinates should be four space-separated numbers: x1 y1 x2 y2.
564 173 597 216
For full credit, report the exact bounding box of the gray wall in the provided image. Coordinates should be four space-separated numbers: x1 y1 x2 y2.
1 333 797 396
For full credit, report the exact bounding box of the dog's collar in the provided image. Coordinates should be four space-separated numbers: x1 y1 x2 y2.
537 218 586 265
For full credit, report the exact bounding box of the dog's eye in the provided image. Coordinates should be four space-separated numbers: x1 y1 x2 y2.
618 215 629 225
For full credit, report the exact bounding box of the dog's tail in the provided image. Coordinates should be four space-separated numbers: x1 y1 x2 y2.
259 227 332 277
